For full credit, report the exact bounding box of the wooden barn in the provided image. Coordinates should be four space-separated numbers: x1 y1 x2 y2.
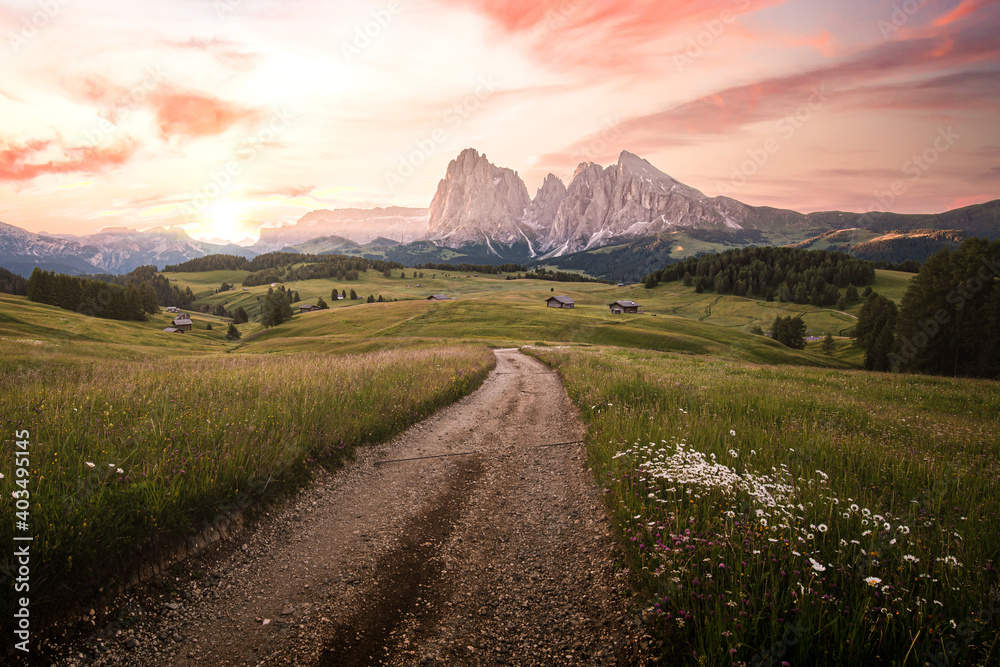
171 316 193 331
545 295 575 309
608 300 641 314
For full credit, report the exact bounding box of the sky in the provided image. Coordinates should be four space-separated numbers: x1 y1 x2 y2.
0 0 998 243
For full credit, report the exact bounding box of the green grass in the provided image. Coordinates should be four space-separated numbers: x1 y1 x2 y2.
526 346 1000 666
870 269 916 302
0 345 494 622
162 265 914 347
239 297 857 369
0 264 966 660
0 293 233 372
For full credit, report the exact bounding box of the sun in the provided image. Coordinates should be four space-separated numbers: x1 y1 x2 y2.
200 199 252 244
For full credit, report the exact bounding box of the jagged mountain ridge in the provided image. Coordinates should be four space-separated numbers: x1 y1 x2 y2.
425 149 533 255
424 149 840 258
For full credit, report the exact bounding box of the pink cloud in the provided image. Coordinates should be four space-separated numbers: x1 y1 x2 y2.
932 0 994 28
445 0 787 72
533 19 1000 177
0 138 137 182
150 89 260 139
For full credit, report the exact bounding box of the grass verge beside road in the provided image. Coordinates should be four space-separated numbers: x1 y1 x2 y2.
527 345 1000 666
0 345 495 625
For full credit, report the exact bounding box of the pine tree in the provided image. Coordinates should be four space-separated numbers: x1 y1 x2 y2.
866 326 895 371
822 333 835 355
226 323 241 340
261 289 294 327
771 315 806 349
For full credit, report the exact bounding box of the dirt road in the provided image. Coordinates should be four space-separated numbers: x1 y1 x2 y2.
38 349 649 666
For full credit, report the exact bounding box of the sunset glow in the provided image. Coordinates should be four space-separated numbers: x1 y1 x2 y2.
1 0 997 242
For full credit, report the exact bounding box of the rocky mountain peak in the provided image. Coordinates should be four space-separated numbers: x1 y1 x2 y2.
522 174 567 234
425 149 532 247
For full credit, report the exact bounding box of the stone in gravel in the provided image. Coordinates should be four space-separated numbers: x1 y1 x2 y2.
165 602 180 611
281 607 294 615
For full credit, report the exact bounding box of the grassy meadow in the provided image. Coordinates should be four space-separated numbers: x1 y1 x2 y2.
526 345 1000 666
7 260 992 666
0 343 494 623
162 266 912 343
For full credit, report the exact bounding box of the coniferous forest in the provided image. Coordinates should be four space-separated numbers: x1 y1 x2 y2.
644 247 876 306
855 238 1000 378
26 268 158 321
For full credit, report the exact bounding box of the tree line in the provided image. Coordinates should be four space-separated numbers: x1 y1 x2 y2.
853 238 999 378
413 262 525 275
163 252 402 282
26 268 158 321
0 267 28 296
506 267 608 284
644 247 876 307
86 265 194 308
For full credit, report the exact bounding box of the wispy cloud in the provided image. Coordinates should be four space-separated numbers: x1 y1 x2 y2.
0 138 137 182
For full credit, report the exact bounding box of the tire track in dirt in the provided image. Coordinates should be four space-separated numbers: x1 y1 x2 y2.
317 458 484 666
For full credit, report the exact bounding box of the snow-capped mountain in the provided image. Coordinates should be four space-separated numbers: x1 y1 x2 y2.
0 223 255 275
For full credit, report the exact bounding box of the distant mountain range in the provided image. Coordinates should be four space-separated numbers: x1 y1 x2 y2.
0 148 996 277
0 223 256 276
252 207 428 252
